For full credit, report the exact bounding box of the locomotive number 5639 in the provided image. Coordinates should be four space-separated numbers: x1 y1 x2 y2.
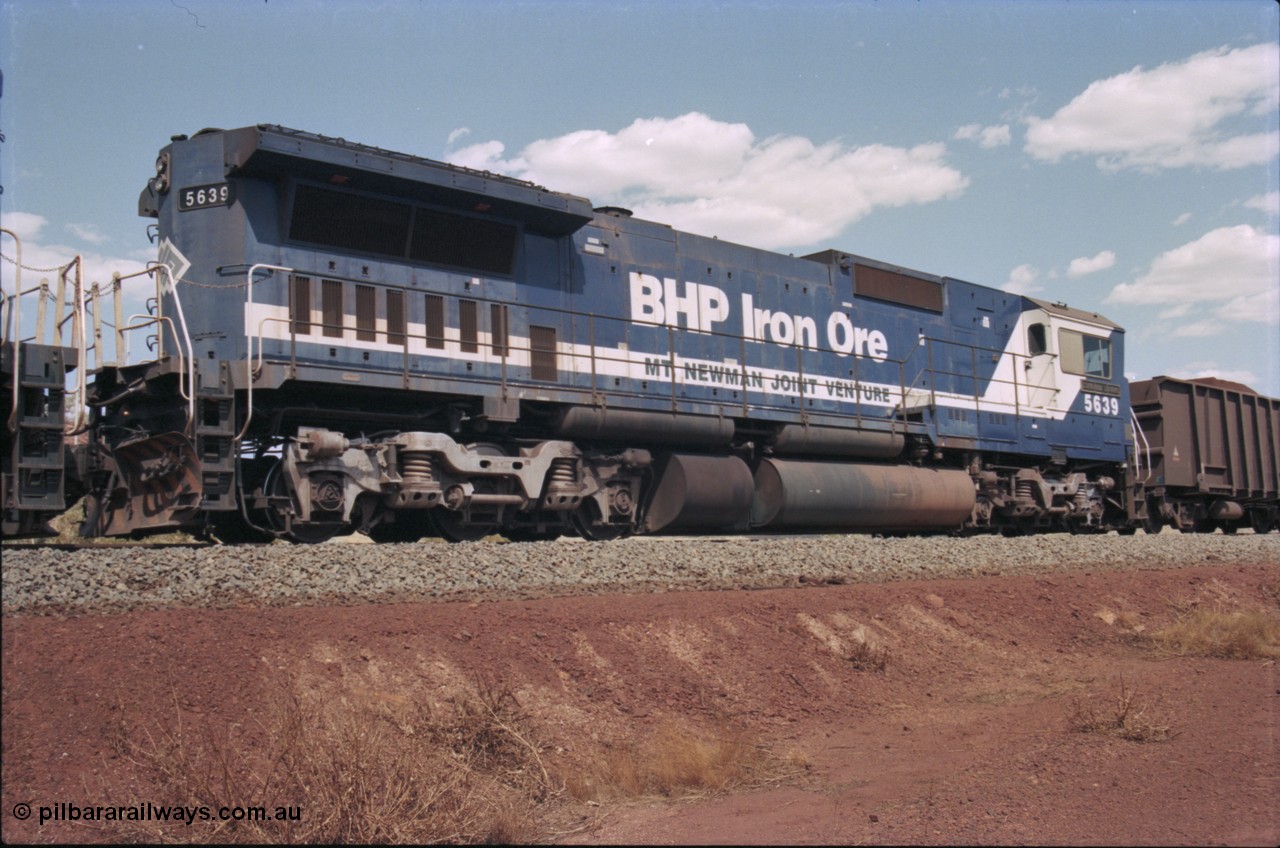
179 182 233 211
1084 393 1119 415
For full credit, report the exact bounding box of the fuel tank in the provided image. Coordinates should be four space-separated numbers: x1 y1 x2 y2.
751 459 975 531
643 453 754 533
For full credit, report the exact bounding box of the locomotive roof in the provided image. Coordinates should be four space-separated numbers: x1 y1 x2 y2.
1027 297 1124 331
210 124 596 235
176 127 1118 334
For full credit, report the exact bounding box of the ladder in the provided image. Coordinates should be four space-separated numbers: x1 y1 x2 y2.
3 343 71 533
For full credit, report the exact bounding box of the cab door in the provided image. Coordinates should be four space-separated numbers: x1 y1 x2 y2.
1022 311 1059 410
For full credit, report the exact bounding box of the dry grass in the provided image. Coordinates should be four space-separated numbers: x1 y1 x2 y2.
845 638 891 672
1 497 200 546
565 720 806 802
1150 604 1280 660
104 679 549 844
1067 677 1177 743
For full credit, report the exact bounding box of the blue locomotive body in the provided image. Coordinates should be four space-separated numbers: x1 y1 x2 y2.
78 125 1137 541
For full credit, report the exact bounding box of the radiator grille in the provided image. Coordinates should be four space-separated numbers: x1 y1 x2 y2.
530 325 558 381
322 279 344 338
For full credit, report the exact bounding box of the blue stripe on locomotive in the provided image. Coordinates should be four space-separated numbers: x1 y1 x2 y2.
152 126 1128 465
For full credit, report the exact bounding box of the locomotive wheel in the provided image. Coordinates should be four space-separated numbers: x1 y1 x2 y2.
501 526 565 543
427 442 507 543
366 511 432 543
570 502 629 542
428 508 499 542
262 460 341 545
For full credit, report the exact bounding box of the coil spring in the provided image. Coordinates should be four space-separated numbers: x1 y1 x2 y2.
1015 479 1036 501
402 450 435 486
548 457 578 487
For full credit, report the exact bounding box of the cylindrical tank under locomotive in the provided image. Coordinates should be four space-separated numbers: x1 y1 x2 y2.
51 125 1271 543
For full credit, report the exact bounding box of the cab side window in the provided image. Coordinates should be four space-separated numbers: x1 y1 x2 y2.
1028 323 1048 356
1058 329 1111 379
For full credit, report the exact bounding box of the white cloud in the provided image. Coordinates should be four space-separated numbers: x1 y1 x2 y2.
67 223 110 246
955 123 1011 149
1067 250 1116 278
1000 263 1042 295
1170 319 1223 338
1243 191 1280 218
1214 287 1280 324
446 127 471 146
2 211 48 241
1025 43 1280 171
449 112 969 249
1172 212 1192 227
1105 225 1279 311
2 212 149 348
1157 303 1193 319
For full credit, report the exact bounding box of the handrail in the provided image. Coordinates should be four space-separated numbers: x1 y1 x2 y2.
63 314 189 437
150 264 196 435
254 314 291 374
237 263 293 440
246 264 1117 441
65 259 88 433
3 237 209 436
1130 404 1152 483
109 266 161 365
1 227 22 432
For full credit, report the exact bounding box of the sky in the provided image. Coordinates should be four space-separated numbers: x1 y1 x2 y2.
2 0 1278 395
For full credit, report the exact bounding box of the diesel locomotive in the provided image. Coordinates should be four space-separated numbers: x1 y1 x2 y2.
3 125 1277 541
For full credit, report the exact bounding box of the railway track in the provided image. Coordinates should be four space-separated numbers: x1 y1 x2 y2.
1 541 217 552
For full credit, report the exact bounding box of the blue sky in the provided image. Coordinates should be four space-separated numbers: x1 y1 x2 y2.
3 0 1278 394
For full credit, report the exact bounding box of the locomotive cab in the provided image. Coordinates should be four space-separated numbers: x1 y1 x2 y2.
1021 315 1058 410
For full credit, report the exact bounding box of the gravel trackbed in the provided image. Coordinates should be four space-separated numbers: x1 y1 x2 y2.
4 531 1276 616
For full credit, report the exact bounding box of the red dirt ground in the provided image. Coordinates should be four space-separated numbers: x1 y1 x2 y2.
3 561 1277 845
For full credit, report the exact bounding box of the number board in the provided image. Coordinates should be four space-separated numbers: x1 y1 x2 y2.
179 183 234 211
1081 379 1121 397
